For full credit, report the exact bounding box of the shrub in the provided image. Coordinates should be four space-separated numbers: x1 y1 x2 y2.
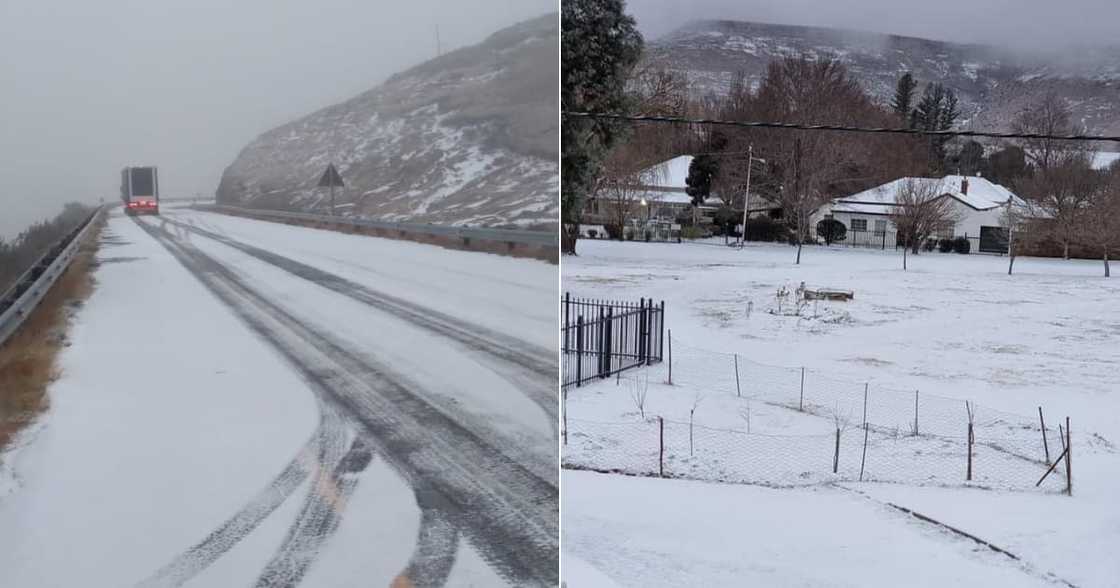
604 223 623 240
953 236 971 254
586 229 598 239
938 238 954 253
625 229 635 241
922 238 937 252
815 218 847 243
681 226 706 240
747 217 793 242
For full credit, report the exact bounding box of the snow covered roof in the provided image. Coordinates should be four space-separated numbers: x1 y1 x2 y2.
835 175 1024 213
648 155 694 189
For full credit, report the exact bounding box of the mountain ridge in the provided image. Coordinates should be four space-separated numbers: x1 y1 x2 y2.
216 13 558 230
647 19 1120 135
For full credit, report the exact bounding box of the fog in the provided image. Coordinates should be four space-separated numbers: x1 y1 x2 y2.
0 0 553 239
626 0 1119 50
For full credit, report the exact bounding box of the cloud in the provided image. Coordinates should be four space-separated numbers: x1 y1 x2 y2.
625 0 1119 50
0 0 554 237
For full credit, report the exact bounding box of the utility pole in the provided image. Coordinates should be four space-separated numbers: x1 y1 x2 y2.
738 145 766 248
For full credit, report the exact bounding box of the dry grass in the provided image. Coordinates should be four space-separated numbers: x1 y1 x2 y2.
0 217 103 452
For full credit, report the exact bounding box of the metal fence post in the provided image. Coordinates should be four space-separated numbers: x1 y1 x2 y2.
658 300 665 361
575 315 584 387
667 329 673 385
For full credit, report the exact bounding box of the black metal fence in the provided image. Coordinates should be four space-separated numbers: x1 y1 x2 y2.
561 294 665 389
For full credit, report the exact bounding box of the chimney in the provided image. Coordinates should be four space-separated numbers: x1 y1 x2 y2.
961 178 969 195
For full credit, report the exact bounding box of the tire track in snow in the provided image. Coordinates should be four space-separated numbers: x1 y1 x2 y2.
136 404 346 588
161 217 557 424
136 219 558 586
254 436 374 587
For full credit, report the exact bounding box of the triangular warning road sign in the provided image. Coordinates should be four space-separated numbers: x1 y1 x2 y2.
317 163 345 188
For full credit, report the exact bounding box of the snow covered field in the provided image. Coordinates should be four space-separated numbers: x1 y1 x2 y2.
562 239 1120 587
0 208 557 586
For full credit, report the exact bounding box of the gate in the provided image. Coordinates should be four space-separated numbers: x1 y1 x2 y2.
561 294 665 389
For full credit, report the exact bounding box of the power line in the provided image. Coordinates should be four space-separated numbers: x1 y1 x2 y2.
562 111 1120 144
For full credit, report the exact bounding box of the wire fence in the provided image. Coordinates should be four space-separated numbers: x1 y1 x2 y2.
563 336 1075 492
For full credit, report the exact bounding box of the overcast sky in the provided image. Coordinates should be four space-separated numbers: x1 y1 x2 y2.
627 0 1119 49
0 0 553 239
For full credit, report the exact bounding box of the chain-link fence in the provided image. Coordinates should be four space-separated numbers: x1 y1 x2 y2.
563 337 1074 492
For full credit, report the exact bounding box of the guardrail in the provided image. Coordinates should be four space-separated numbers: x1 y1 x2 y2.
195 204 558 262
0 207 102 348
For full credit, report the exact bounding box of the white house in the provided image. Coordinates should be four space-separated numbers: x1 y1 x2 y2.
581 155 726 238
813 175 1027 252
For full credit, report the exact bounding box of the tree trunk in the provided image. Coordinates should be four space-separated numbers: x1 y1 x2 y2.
1063 240 1070 260
796 240 803 265
903 246 908 271
1008 254 1015 275
1105 251 1111 278
562 223 579 255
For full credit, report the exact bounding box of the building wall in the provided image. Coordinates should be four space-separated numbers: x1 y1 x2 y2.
816 201 1007 242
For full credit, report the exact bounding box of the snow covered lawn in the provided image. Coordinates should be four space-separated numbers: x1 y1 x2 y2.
562 239 1120 587
563 470 1057 587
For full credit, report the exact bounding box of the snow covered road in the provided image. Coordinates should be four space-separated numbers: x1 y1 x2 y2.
0 208 557 586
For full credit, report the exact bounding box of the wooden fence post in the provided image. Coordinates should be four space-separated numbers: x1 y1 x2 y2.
1039 406 1050 465
734 354 741 397
913 390 919 436
966 401 975 482
799 367 805 411
659 417 665 478
1066 417 1072 496
833 427 840 474
859 384 869 481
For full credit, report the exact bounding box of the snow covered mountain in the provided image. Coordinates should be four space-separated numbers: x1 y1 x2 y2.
648 20 1120 135
216 14 557 230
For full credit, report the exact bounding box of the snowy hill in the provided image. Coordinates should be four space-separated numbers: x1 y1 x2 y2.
648 20 1120 135
216 14 558 230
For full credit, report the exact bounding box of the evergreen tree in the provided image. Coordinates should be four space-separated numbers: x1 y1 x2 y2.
911 83 962 173
685 154 719 207
561 0 643 254
957 140 986 176
890 72 917 124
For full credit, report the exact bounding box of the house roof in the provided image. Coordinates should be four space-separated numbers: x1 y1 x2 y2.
834 175 1024 214
652 155 694 189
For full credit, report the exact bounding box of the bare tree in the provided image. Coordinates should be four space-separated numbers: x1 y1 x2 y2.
1014 150 1098 259
629 373 649 419
888 178 960 269
1011 93 1088 172
1082 167 1120 276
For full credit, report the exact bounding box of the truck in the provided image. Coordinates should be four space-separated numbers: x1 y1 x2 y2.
121 166 160 215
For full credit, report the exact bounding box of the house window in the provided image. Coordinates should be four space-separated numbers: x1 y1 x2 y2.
873 219 887 233
850 218 868 231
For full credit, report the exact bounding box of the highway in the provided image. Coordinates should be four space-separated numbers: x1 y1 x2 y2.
0 206 557 587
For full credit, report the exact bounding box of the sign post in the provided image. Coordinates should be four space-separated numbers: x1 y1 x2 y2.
318 163 345 216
